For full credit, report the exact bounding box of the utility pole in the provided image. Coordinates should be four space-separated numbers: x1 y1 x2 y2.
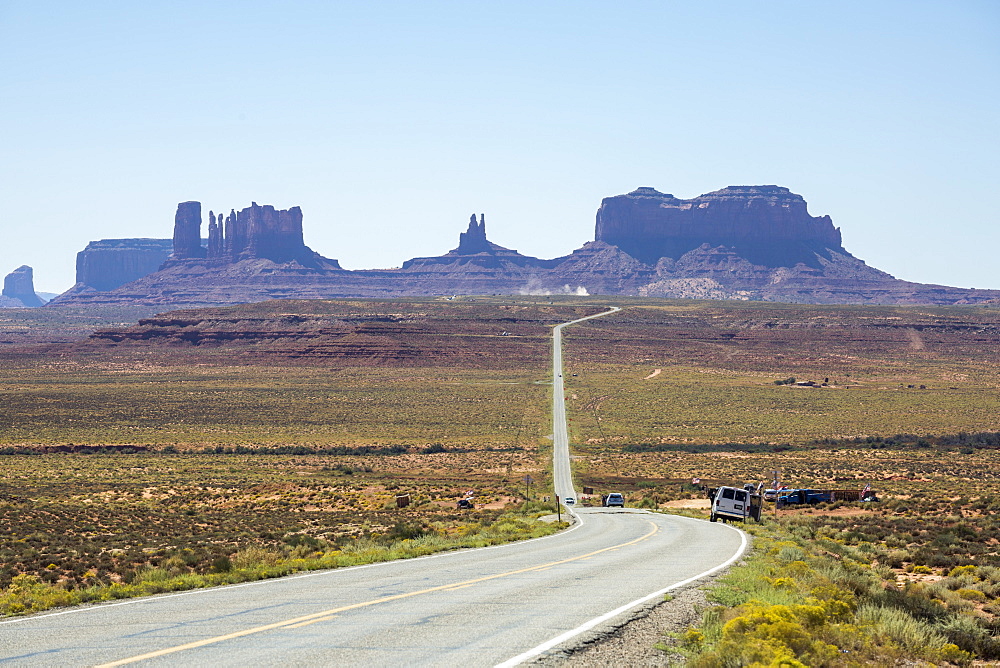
772 468 781 518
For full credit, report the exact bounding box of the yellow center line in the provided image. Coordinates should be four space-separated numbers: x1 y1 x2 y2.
96 521 659 667
284 614 337 629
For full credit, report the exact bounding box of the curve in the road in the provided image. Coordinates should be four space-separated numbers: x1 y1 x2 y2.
497 517 746 666
1 511 745 667
0 305 748 668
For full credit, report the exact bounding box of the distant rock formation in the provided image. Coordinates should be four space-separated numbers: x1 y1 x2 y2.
2 265 43 307
401 213 549 272
164 201 334 269
596 186 844 266
74 239 175 292
568 184 968 304
47 189 1000 308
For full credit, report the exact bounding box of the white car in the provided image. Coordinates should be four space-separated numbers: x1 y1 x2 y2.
564 497 575 505
603 492 625 507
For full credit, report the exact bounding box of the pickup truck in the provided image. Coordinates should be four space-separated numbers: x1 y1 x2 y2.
778 489 832 505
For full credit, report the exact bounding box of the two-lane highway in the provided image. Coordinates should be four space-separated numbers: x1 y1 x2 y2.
1 511 743 666
551 307 621 504
0 306 746 667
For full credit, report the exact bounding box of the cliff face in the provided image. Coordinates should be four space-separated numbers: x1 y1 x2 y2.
595 186 844 266
75 239 174 292
1 265 43 307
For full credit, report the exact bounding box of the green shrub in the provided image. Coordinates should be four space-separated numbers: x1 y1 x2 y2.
231 546 281 570
211 556 232 573
857 603 950 652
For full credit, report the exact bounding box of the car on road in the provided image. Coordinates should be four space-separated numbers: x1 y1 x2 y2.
564 496 575 505
602 493 625 507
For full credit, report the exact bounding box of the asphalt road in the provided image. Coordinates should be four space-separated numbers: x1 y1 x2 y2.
0 511 744 667
0 306 747 667
550 306 621 504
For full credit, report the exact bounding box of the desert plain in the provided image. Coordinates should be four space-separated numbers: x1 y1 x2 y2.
2 296 1000 664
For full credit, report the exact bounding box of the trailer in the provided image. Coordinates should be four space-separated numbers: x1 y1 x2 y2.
776 488 878 506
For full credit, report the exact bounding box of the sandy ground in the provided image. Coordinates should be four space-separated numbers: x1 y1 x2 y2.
661 499 710 509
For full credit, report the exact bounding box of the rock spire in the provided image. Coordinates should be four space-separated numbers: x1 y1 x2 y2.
171 201 205 260
456 213 491 254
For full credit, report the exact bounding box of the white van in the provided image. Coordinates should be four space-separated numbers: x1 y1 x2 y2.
710 485 762 523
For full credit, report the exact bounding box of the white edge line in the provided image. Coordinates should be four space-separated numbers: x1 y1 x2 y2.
0 513 585 627
494 518 749 668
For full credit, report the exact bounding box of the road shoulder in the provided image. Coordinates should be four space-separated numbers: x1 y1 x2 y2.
529 581 715 666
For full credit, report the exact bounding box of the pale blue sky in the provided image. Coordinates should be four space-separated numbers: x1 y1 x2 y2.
2 1 997 293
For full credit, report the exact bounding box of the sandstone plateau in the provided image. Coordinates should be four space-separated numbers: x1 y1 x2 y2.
49 187 1000 308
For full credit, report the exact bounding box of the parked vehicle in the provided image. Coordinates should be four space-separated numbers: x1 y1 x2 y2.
777 488 832 506
602 492 625 507
457 498 474 509
709 485 763 522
